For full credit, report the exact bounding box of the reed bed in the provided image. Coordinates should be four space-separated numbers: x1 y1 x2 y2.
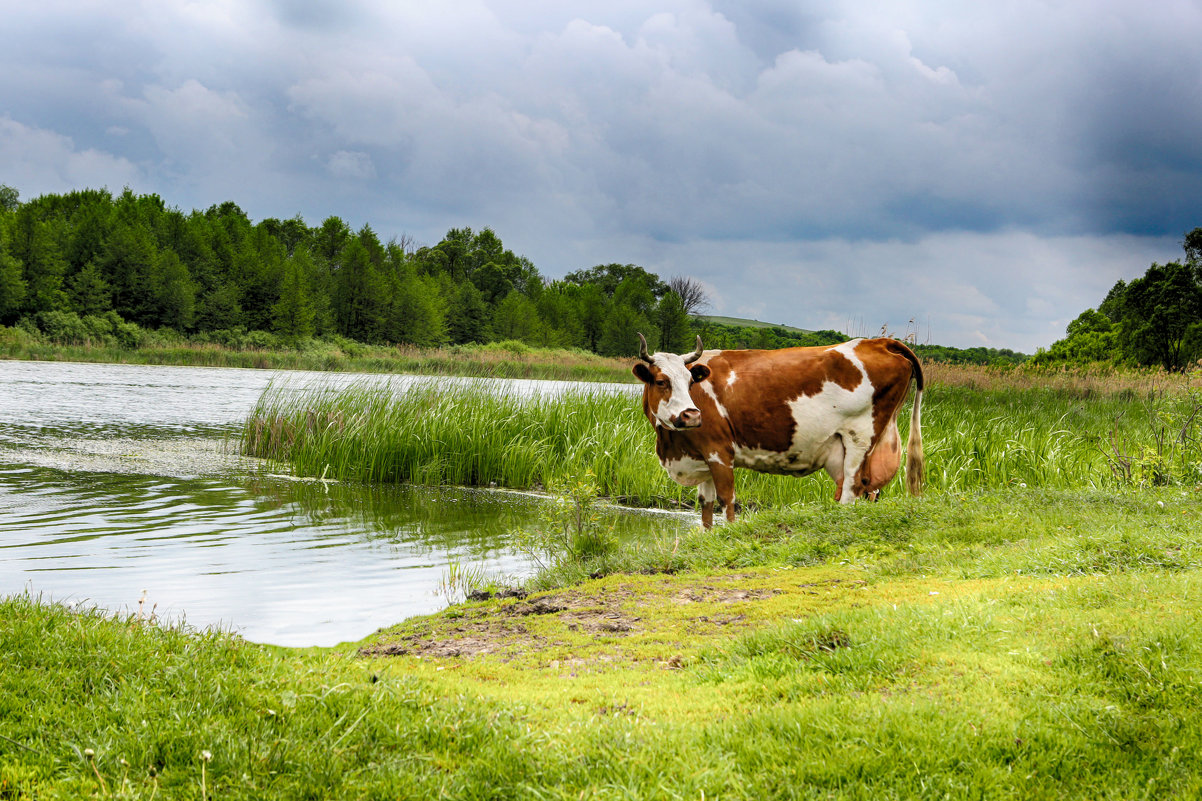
242 374 1201 512
242 381 693 507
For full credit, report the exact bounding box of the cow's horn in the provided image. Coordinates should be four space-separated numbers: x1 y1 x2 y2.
682 335 704 364
636 332 654 363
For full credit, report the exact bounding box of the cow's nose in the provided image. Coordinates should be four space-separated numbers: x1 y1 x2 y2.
676 408 702 428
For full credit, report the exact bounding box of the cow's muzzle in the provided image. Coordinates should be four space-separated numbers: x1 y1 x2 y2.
672 408 702 429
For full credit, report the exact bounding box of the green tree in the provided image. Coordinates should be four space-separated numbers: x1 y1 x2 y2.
564 263 669 298
272 260 315 344
472 262 513 305
332 238 386 341
100 221 158 323
446 281 492 344
195 283 243 331
0 184 18 212
0 246 27 323
599 275 657 356
1029 308 1117 366
68 261 112 316
655 290 692 352
1115 261 1202 371
1184 226 1202 265
493 291 544 343
10 208 68 315
570 282 606 351
386 266 446 347
153 250 197 330
313 216 351 268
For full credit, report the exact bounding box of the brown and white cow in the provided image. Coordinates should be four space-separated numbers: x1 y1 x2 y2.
633 334 924 528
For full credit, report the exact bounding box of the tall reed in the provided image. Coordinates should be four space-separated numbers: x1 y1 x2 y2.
242 376 1198 512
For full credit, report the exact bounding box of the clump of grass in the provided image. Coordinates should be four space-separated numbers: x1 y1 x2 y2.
242 379 692 507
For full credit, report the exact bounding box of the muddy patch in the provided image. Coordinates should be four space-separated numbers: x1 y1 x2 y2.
359 619 548 659
671 587 780 604
360 582 788 662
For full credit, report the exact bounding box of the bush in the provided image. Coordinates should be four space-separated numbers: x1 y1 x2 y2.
0 323 38 347
516 471 618 570
81 314 116 345
34 310 91 345
483 339 532 356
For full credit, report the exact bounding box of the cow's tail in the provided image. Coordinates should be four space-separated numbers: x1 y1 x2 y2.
891 341 925 496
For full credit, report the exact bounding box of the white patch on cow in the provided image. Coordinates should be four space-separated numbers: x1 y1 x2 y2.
650 353 699 428
831 339 868 380
698 380 729 419
698 479 717 503
726 370 738 387
707 451 728 466
814 339 875 502
661 455 710 487
728 338 878 493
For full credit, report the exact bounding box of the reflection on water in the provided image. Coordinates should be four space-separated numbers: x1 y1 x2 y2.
0 464 552 646
0 361 679 647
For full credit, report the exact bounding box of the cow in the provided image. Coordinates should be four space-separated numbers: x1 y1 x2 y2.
632 333 924 528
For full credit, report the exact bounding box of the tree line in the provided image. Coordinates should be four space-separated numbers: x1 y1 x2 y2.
1 184 1043 366
0 186 710 357
1032 228 1202 372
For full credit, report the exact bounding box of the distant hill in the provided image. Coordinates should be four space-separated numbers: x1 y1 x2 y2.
697 315 814 334
695 314 1028 365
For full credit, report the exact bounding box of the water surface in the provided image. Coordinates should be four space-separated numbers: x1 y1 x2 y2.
0 361 672 646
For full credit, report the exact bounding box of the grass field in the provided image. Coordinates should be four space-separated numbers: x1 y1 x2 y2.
3 486 1200 799
4 364 1202 799
697 314 814 333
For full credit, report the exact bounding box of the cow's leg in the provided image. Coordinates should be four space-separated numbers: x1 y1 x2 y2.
698 477 717 529
707 459 737 523
838 430 872 504
858 420 901 501
825 438 846 502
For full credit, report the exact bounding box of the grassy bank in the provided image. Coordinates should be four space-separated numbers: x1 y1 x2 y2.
7 361 1202 797
4 486 1201 799
242 366 1202 510
0 333 636 383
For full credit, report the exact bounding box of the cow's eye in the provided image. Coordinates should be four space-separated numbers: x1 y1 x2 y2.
656 379 669 388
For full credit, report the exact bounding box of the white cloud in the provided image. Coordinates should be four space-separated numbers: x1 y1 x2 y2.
327 150 376 180
1 1 1200 352
0 116 141 197
565 229 1182 352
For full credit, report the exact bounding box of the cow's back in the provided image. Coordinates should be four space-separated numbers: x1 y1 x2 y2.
690 339 917 458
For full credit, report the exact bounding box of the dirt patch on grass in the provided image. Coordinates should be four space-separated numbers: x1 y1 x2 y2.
359 577 833 662
359 619 548 659
671 587 780 604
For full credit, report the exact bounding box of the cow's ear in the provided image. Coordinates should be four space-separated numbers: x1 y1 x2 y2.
689 364 711 383
633 363 654 384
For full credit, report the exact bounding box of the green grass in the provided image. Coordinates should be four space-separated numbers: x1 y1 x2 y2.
0 337 637 383
697 314 813 333
241 377 1202 513
7 368 1202 798
4 486 1202 799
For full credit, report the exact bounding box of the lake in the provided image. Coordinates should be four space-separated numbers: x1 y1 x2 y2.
0 360 681 647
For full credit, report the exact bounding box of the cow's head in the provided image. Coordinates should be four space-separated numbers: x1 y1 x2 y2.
632 333 711 430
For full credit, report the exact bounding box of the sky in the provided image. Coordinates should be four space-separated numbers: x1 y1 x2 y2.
2 1 1200 353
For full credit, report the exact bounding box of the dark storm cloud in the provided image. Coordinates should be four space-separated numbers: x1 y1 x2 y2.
1 0 1198 350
